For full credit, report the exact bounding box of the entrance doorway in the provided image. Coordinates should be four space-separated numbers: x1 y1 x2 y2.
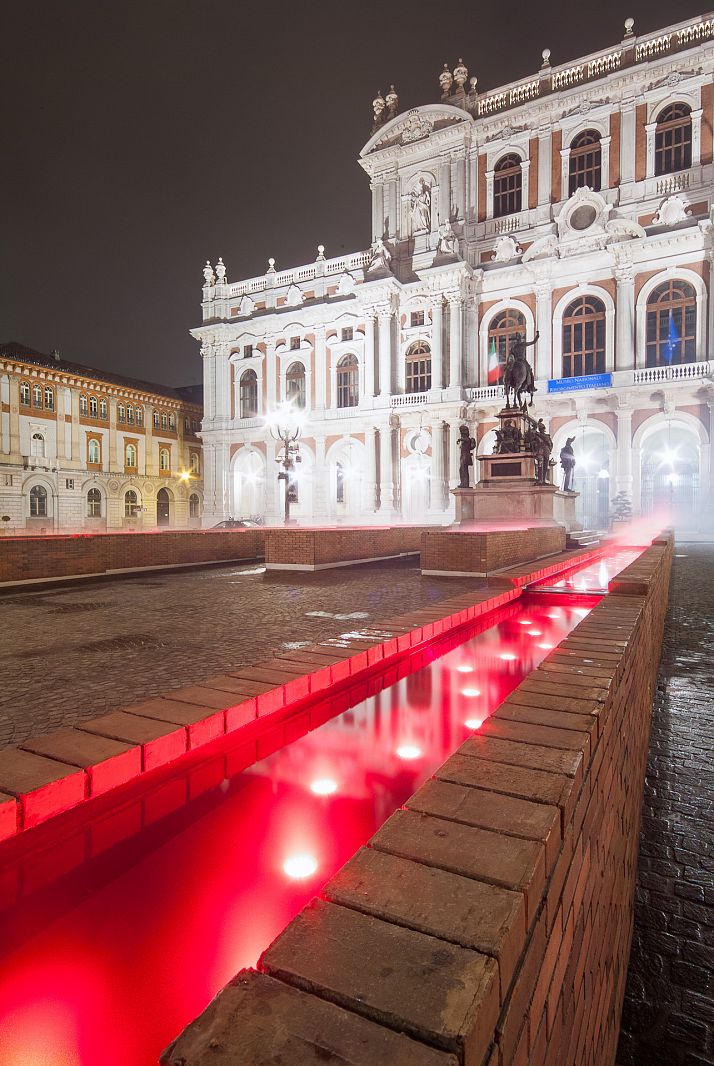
156 488 170 526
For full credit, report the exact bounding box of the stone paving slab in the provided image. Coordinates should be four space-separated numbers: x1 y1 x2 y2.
20 728 141 797
160 969 458 1066
0 747 86 828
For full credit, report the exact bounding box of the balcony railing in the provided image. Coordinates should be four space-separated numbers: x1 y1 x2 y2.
465 385 505 402
390 392 429 408
632 360 712 385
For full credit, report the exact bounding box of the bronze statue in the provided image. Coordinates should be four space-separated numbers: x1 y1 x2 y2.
503 330 538 410
494 418 521 454
525 415 553 485
457 424 476 488
560 436 576 492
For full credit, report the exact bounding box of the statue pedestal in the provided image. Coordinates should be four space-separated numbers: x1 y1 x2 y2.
452 483 581 532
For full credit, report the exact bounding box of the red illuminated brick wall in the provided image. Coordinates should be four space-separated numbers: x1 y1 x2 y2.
264 526 429 568
0 529 264 584
162 536 673 1065
422 526 566 575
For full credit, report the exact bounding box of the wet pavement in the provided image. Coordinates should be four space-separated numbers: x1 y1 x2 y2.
0 559 485 749
617 545 714 1066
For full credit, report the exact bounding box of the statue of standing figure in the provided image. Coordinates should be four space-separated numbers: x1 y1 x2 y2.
560 436 576 492
410 179 432 233
525 416 554 485
457 424 476 488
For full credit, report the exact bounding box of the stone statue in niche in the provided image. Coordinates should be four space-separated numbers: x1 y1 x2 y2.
436 221 458 257
410 178 432 233
560 436 576 491
457 424 476 488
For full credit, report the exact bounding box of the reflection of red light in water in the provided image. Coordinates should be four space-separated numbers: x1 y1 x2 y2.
528 630 543 637
538 643 555 650
310 778 337 796
283 854 318 879
0 562 625 1066
461 687 481 697
395 744 423 760
456 665 473 673
518 619 532 626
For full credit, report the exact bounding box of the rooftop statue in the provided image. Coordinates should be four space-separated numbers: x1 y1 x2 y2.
503 330 538 410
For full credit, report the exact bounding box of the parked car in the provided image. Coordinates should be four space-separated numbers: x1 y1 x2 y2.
212 518 262 529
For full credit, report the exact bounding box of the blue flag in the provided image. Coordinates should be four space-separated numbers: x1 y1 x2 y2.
665 311 680 364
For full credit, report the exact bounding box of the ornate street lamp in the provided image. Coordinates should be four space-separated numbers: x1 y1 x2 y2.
266 402 303 526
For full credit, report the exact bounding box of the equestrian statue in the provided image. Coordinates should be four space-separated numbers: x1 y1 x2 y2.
503 330 539 410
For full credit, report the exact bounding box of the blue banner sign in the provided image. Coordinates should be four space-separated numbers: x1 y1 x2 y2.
548 372 612 393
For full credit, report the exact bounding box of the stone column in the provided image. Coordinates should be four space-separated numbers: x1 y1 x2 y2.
520 159 530 213
377 306 393 403
378 422 395 516
201 442 216 523
371 181 384 241
313 435 327 520
452 151 466 221
707 399 714 523
692 108 704 167
363 311 376 403
538 127 552 205
534 278 553 380
203 346 216 421
600 135 612 190
265 336 277 413
447 294 463 392
429 419 446 515
620 101 636 185
55 385 66 461
645 122 658 178
615 403 634 499
70 390 80 463
615 258 636 371
264 438 280 522
560 148 571 199
445 419 460 495
431 297 444 391
439 156 451 225
218 439 231 518
364 427 378 514
485 170 494 219
314 326 326 412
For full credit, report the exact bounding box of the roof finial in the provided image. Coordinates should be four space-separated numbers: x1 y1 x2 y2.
385 84 399 119
267 257 276 274
316 244 325 261
372 90 386 130
202 260 215 287
215 257 226 284
541 48 551 69
439 63 453 97
624 17 635 38
453 58 468 90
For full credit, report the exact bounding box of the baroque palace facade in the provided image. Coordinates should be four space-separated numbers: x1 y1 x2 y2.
195 13 714 532
0 343 203 531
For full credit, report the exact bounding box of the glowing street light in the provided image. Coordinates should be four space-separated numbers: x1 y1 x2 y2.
266 402 303 526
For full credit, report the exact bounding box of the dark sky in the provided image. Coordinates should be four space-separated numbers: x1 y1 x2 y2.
2 0 706 387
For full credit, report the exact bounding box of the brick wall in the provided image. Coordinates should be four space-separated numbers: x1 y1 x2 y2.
0 529 264 584
422 527 566 576
162 536 673 1065
264 526 428 569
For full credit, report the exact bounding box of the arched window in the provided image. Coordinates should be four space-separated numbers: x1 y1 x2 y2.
29 485 47 517
562 296 607 377
646 280 697 367
125 443 138 468
153 411 160 429
487 309 527 384
80 394 88 415
88 439 101 464
124 489 139 517
89 396 98 418
44 386 54 411
286 362 306 408
136 407 143 426
32 384 42 408
405 341 431 393
655 104 692 176
336 461 345 504
190 452 199 474
336 354 359 408
239 369 258 418
31 432 45 458
127 406 135 424
87 488 102 517
117 403 125 423
99 399 107 419
569 130 602 194
169 413 175 431
161 413 168 430
493 153 522 218
20 382 30 405
159 447 170 471
189 493 200 518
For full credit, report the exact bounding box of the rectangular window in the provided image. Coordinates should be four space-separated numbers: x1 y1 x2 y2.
243 344 253 358
290 337 301 350
65 479 74 489
410 311 425 327
341 327 353 342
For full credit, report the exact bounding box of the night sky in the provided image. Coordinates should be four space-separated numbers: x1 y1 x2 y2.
2 0 706 387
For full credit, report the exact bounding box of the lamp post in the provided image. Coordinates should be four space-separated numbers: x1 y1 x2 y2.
267 403 303 526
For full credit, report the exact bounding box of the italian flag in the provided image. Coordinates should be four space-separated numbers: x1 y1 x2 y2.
487 338 501 384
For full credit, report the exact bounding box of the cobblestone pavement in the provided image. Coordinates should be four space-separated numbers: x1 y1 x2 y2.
0 560 485 749
617 545 714 1066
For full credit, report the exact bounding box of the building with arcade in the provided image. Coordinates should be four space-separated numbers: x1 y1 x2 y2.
194 13 714 533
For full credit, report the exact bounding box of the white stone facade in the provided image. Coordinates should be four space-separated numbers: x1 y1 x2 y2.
195 14 714 533
0 345 203 532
